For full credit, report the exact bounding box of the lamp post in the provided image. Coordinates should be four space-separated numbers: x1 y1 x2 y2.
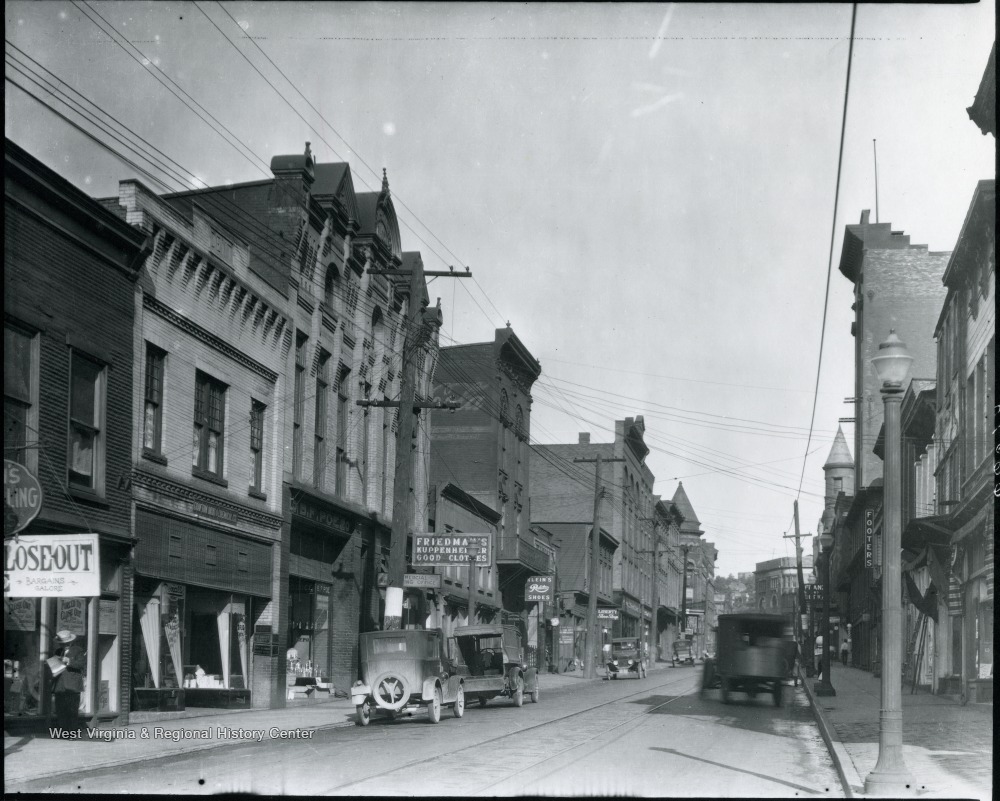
680 544 692 640
864 330 914 795
814 529 836 696
467 541 478 626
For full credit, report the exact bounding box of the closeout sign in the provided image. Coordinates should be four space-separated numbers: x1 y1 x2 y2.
4 533 101 597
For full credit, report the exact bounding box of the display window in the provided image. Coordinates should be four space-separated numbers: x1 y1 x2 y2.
4 597 43 717
287 577 330 679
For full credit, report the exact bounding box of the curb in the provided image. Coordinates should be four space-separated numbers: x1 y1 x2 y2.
798 666 864 798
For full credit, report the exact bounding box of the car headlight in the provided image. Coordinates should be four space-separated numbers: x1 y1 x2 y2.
628 659 634 666
612 660 618 666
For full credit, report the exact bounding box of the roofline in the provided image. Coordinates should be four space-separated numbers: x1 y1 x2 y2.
439 482 502 524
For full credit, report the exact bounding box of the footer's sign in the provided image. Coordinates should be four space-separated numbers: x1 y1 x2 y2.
4 533 100 597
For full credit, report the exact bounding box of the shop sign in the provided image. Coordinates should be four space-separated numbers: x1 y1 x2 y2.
864 510 874 568
4 533 100 597
412 533 491 566
4 460 43 536
559 630 575 644
404 573 442 589
623 597 641 616
5 597 37 631
191 500 239 525
597 607 619 620
290 497 355 537
99 599 119 635
57 597 87 635
525 575 554 603
804 584 824 602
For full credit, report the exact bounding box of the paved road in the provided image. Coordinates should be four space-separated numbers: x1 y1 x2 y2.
18 666 840 797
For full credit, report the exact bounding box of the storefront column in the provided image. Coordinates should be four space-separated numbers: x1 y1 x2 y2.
86 597 99 721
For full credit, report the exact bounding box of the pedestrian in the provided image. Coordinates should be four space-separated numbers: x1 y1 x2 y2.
50 630 86 734
814 634 824 680
840 638 849 667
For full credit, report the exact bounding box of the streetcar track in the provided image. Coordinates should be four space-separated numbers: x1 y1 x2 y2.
323 669 699 795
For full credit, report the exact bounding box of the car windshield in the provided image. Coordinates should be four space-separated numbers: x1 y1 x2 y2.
373 637 408 654
478 636 502 650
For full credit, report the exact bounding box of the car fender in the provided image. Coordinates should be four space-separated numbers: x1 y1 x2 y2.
442 676 463 703
524 667 538 692
421 676 443 703
505 667 523 691
350 681 371 706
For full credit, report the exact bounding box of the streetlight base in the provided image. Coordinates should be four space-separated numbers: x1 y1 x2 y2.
813 681 836 697
864 764 916 796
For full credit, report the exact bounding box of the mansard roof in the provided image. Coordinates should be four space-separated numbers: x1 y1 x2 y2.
823 426 854 470
671 482 703 537
356 170 401 259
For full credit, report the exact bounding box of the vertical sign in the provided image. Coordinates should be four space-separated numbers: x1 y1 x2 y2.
864 509 874 568
525 575 554 603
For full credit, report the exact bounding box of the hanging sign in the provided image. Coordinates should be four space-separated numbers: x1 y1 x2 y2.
5 533 100 597
864 510 874 568
597 607 620 620
525 575 554 603
412 534 491 566
404 573 442 589
4 460 43 537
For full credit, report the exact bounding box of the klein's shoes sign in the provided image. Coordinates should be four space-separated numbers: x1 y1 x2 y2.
4 533 101 597
525 575 554 602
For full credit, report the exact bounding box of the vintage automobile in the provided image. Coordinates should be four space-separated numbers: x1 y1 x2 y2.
671 639 696 666
605 637 646 679
351 629 465 726
452 624 539 707
700 613 796 707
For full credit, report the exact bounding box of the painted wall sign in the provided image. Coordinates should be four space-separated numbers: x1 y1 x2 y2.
290 497 355 537
525 575 554 603
5 533 100 597
412 534 491 566
864 509 874 568
191 500 238 524
404 573 442 589
4 459 43 536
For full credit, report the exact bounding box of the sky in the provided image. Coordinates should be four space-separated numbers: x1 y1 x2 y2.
5 1 995 577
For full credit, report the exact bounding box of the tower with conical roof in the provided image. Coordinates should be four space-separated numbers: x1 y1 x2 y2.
671 482 703 542
823 426 855 515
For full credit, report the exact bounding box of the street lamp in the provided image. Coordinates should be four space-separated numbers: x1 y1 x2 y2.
467 541 478 626
814 528 835 697
865 330 914 795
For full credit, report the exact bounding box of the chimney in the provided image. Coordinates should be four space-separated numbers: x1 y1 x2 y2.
578 433 591 445
860 210 870 225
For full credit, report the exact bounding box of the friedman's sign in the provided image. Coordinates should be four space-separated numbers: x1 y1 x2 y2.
412 534 491 567
4 533 101 597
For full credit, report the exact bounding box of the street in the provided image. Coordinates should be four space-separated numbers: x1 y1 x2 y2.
15 667 839 797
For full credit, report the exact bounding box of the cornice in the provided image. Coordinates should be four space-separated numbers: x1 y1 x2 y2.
143 294 279 382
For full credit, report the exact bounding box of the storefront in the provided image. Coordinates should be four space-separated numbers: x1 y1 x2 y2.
132 508 274 712
615 593 642 639
5 533 129 729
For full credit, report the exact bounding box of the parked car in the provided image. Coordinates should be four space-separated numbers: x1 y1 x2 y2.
351 629 465 725
452 624 538 707
700 613 796 707
606 637 646 679
672 639 696 666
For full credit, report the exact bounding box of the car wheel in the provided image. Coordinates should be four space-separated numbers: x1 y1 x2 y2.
355 699 372 726
453 685 465 718
512 674 524 708
427 685 442 724
478 696 489 708
531 684 539 704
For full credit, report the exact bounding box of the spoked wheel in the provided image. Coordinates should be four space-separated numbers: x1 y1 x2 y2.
427 685 442 723
453 685 465 718
355 699 372 726
478 696 489 707
512 674 524 707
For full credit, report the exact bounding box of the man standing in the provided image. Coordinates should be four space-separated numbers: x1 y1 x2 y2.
814 634 824 680
840 636 850 667
51 630 86 733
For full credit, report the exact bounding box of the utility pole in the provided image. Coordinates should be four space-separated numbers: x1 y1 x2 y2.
679 543 692 637
363 260 469 629
573 453 624 679
783 499 810 668
648 529 659 667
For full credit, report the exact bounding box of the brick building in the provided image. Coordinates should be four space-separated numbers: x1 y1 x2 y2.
670 482 717 656
833 213 950 676
429 328 547 660
5 139 147 729
651 497 685 661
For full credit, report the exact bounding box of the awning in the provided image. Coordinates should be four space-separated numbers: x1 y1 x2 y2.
904 572 939 622
901 515 954 552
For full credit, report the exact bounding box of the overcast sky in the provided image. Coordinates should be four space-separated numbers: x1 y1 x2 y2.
6 1 995 577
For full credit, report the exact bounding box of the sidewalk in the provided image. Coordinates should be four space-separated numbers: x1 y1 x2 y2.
4 657 679 789
801 661 993 800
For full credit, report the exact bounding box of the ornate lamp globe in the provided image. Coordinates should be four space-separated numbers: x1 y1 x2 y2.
871 330 913 389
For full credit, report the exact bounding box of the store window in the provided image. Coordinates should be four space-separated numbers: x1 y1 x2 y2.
4 597 42 717
4 322 38 470
143 343 166 457
132 582 185 705
69 351 106 494
287 577 330 679
192 371 226 480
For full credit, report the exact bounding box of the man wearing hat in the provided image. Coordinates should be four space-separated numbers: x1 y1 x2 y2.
51 630 86 733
